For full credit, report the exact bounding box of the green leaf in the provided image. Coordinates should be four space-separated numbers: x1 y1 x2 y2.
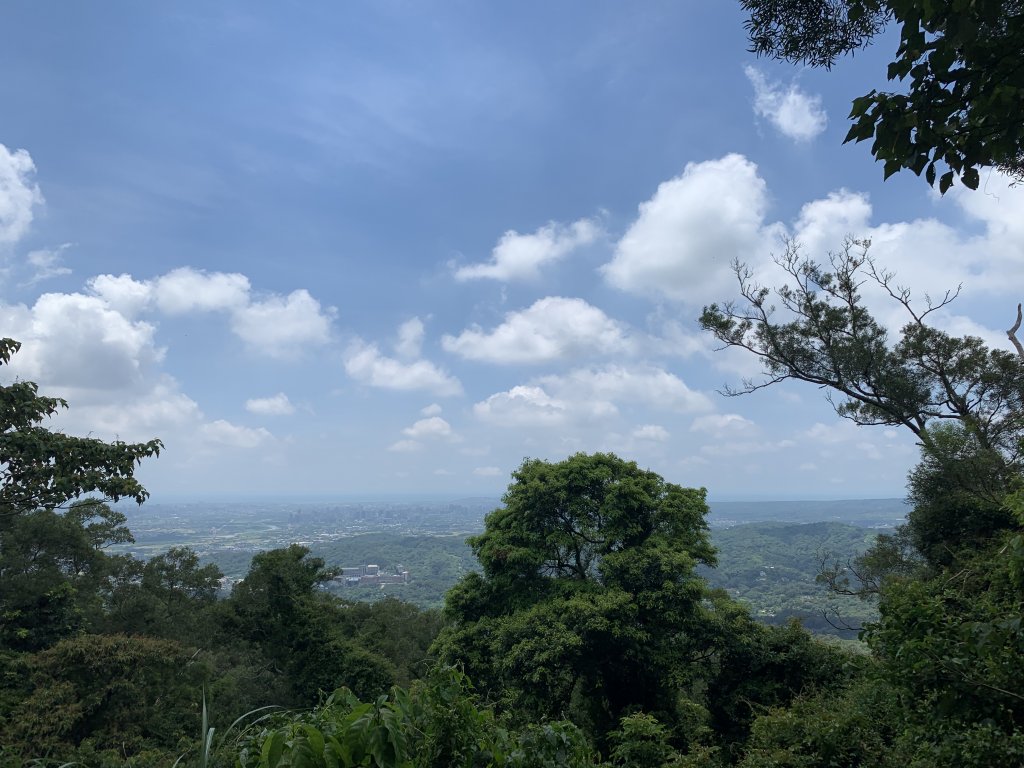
261 730 286 768
883 159 903 180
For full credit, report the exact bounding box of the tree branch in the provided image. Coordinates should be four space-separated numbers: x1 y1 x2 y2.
1008 303 1023 360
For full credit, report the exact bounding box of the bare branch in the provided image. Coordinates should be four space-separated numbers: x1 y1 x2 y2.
1008 302 1023 360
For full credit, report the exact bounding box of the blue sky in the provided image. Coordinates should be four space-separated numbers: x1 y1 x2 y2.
2 1 1022 500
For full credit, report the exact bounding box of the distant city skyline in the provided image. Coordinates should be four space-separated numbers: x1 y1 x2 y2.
3 2 1022 499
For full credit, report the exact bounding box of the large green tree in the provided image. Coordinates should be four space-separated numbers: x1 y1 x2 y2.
226 545 396 704
0 338 162 518
434 453 717 743
701 245 1024 765
740 0 1024 190
0 338 162 651
0 500 138 651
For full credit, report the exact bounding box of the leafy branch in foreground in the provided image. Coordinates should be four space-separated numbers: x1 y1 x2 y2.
741 0 1024 189
1 338 162 517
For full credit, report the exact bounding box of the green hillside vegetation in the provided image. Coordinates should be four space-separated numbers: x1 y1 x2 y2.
3 116 1024 768
704 521 882 637
193 523 880 636
317 534 478 609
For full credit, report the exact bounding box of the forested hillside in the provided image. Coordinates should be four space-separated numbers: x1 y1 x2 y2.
3 237 1024 768
190 522 879 637
3 2 1024 762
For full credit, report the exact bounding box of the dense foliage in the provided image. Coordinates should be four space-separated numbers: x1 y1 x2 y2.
3 298 1023 767
701 248 1024 765
741 0 1024 189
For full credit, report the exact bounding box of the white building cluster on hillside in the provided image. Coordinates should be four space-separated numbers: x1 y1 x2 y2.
335 563 410 586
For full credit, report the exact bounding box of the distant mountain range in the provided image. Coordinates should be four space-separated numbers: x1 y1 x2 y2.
707 498 908 528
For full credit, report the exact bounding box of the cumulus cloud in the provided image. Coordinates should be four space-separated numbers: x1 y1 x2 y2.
632 424 670 441
744 66 828 142
86 268 335 357
86 274 153 317
402 416 453 439
245 393 295 416
442 297 633 364
787 174 1024 343
473 385 572 427
74 383 203 441
395 317 425 359
538 365 713 414
0 144 43 244
473 364 708 430
454 218 601 282
792 190 873 256
232 289 334 357
421 403 442 416
0 292 163 393
200 419 272 448
390 414 457 452
0 290 276 453
154 267 251 314
602 154 777 304
344 339 463 396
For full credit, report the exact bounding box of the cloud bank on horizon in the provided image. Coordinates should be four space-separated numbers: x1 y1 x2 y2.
1 3 1021 500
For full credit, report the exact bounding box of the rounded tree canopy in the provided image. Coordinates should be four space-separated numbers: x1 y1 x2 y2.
436 453 716 735
471 452 714 587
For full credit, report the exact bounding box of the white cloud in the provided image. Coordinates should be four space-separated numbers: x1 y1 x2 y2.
472 364 706 431
245 393 295 416
632 424 670 441
793 190 873 256
788 178 1024 342
344 339 463 396
0 291 246 452
402 415 453 439
154 267 251 314
473 466 503 477
421 403 442 416
395 317 425 359
0 144 43 244
200 419 272 448
538 365 713 413
602 154 776 304
87 274 154 317
744 66 827 142
86 268 336 357
0 292 163 393
26 244 73 284
473 385 572 427
442 296 633 364
454 218 601 282
231 289 334 357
